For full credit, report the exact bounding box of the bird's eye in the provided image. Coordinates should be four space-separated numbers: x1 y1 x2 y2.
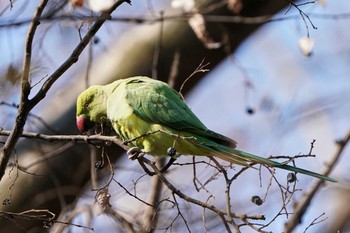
84 103 90 109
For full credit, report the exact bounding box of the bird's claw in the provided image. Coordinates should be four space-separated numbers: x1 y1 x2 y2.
127 147 145 160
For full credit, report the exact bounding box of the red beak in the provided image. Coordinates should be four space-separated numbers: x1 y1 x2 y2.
76 115 94 132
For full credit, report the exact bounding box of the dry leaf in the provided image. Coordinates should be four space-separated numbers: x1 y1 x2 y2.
227 0 243 14
94 188 111 215
70 0 84 7
5 64 21 85
188 13 222 49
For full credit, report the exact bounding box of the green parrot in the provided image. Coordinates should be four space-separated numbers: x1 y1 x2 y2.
76 76 336 182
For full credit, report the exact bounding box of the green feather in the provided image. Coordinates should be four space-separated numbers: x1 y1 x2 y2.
76 76 337 182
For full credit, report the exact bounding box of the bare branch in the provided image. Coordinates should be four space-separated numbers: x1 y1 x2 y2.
0 0 49 182
3 11 350 29
286 1 317 37
303 213 327 233
284 130 350 233
141 158 164 232
96 188 136 233
140 156 266 222
29 0 130 107
0 128 129 150
1 208 94 231
113 178 154 207
171 192 192 232
0 0 131 182
179 59 210 96
0 101 60 133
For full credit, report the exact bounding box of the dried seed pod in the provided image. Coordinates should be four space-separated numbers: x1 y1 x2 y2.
2 198 11 206
167 147 177 157
246 107 255 115
94 160 104 169
287 172 297 183
251 195 263 206
299 36 314 57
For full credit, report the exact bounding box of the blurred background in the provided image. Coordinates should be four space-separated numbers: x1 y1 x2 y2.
0 0 349 232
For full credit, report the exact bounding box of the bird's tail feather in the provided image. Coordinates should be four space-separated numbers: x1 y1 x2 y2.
198 143 336 182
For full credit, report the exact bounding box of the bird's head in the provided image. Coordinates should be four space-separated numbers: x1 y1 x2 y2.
76 86 108 133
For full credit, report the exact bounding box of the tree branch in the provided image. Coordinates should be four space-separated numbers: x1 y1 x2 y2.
0 0 130 182
141 158 164 233
29 0 130 107
284 129 350 233
3 11 350 29
0 0 49 182
140 156 266 222
0 128 129 151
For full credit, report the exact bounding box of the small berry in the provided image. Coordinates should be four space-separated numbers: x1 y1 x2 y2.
94 161 104 169
251 195 263 206
167 147 177 157
2 198 11 205
246 107 255 115
287 172 297 183
93 37 100 44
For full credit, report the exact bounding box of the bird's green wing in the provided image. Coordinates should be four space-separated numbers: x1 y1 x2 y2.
123 77 236 147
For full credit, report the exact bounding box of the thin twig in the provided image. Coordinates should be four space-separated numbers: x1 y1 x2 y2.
179 59 209 97
29 0 130 107
21 142 74 170
140 156 266 221
286 1 317 37
171 192 192 232
209 157 237 232
104 206 136 233
0 101 60 134
0 0 130 182
303 212 327 233
4 11 350 29
113 178 154 207
284 130 350 233
0 0 49 182
50 205 94 233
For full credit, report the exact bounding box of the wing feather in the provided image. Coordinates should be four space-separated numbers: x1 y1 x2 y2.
123 77 237 147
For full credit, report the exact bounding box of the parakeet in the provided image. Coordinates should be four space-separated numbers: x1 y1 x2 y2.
76 76 336 182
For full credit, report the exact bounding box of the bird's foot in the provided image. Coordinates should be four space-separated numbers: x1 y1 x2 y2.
127 147 145 160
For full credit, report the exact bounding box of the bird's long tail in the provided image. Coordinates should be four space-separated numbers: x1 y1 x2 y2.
199 143 336 182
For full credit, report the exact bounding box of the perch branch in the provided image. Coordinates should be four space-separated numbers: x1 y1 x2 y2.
140 156 266 221
0 128 129 150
